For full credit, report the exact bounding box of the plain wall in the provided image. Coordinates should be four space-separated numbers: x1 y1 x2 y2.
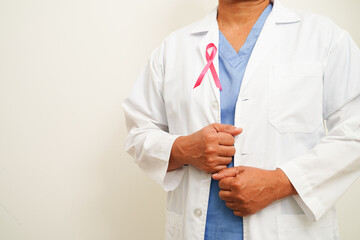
0 0 359 239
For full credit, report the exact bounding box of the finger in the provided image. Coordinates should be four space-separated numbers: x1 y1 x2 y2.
212 166 245 180
225 201 238 210
219 190 233 201
218 177 235 190
216 157 232 165
217 132 235 146
213 164 228 173
211 123 243 136
210 158 232 174
233 210 245 217
212 167 244 180
218 146 236 157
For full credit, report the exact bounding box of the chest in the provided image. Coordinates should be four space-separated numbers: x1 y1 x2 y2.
162 25 326 135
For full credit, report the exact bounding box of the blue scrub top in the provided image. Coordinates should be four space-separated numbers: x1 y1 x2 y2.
204 4 273 240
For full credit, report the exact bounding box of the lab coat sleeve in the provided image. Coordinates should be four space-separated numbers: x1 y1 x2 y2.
122 45 186 192
278 30 360 222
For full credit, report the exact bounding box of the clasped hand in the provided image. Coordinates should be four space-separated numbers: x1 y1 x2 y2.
212 167 296 217
169 123 296 217
169 123 242 173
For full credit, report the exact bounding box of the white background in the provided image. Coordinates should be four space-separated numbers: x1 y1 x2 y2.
0 0 359 239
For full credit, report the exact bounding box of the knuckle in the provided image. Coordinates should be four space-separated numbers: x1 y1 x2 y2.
234 196 242 203
205 165 216 174
218 192 224 199
219 165 227 171
212 133 219 142
230 147 236 155
233 211 242 217
205 145 216 155
205 133 217 143
234 194 244 202
210 168 217 174
225 125 232 132
226 157 232 164
210 123 219 130
243 205 254 215
229 181 238 189
205 156 215 164
244 208 252 216
214 166 221 173
234 183 242 191
242 204 250 211
229 136 235 145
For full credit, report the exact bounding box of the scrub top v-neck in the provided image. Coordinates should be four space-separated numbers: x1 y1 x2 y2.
204 4 273 240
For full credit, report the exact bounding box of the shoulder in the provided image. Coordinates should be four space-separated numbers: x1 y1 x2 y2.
275 4 349 53
286 7 346 40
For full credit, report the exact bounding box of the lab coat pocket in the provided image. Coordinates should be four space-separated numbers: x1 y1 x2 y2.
277 214 335 240
268 63 323 133
165 209 183 240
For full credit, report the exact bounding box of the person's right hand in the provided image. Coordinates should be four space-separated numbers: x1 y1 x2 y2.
168 123 243 173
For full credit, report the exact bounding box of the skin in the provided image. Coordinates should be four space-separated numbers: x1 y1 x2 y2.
212 166 297 216
218 0 271 52
168 0 298 217
168 123 243 173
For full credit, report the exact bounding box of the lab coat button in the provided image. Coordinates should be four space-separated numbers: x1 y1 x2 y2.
194 208 202 217
211 101 218 110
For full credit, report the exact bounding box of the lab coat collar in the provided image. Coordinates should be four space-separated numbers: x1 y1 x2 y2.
190 0 301 34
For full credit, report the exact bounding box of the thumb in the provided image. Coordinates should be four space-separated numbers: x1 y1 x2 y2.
212 167 244 180
212 123 243 136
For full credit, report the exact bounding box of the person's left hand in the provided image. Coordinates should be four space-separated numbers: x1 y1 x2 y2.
212 166 297 217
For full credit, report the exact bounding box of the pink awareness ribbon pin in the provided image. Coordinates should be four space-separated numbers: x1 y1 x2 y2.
193 43 222 90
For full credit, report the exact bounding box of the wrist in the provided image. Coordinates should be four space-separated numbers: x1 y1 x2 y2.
272 168 297 200
170 136 190 165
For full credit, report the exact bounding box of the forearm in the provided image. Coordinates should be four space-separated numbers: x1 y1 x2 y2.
167 159 185 171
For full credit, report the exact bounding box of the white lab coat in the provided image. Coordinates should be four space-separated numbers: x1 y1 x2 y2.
123 0 360 239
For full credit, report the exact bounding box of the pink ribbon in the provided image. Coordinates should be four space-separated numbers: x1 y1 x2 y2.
193 43 222 90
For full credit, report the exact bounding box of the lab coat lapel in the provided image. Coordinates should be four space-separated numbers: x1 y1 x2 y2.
239 13 279 94
240 0 301 94
195 9 221 104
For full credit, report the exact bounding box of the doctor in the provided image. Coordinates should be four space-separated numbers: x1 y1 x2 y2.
123 0 360 239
